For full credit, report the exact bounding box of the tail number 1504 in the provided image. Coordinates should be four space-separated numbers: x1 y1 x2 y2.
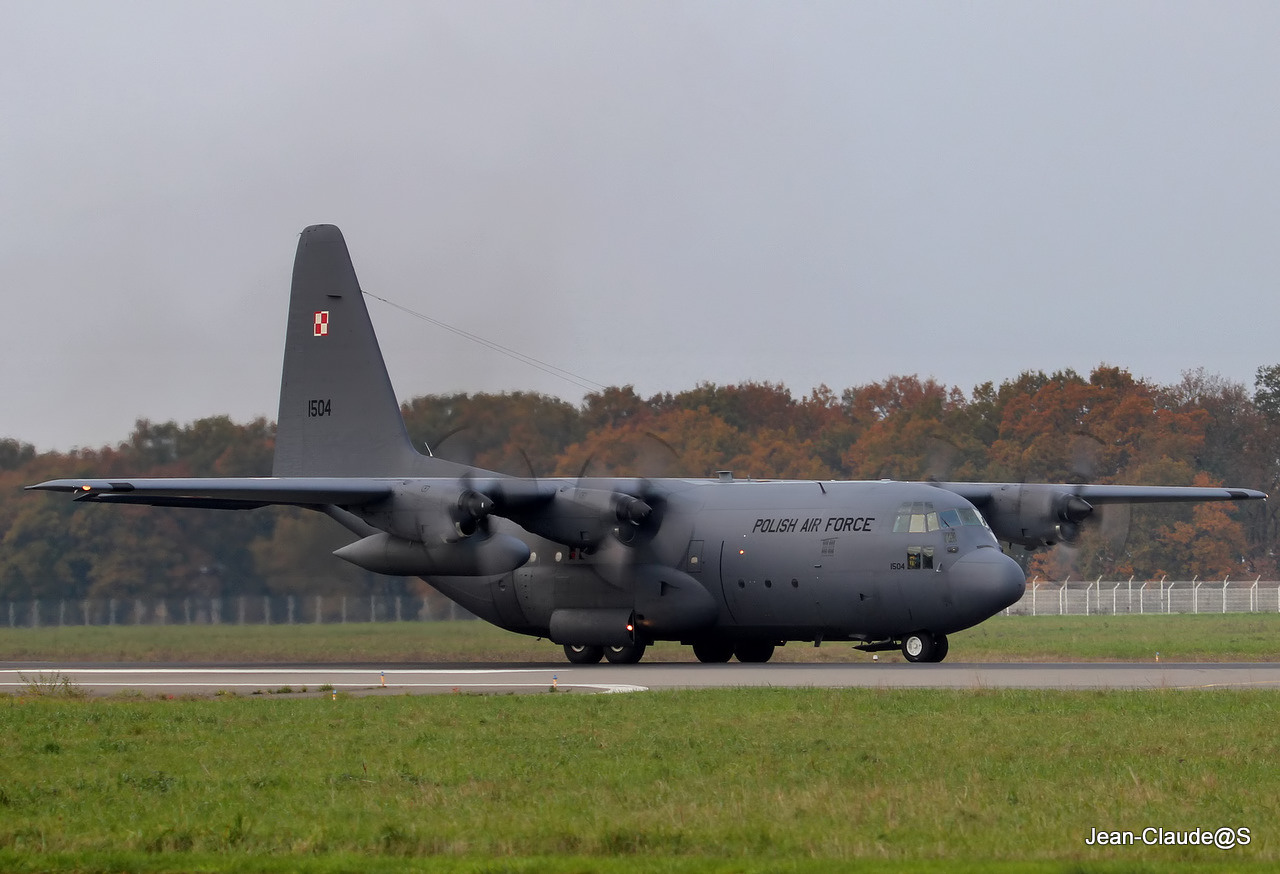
308 399 332 417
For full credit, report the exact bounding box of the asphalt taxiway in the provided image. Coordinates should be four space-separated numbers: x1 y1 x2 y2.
4 662 1280 696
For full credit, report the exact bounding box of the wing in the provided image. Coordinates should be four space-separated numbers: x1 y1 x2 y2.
25 477 396 510
934 482 1267 549
941 482 1267 506
25 475 560 514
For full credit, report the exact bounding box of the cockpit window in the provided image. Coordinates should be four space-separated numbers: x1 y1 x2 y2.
895 502 989 532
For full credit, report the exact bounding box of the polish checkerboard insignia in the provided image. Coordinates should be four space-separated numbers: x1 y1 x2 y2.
313 311 329 337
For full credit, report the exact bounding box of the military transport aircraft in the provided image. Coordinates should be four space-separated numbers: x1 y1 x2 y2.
28 226 1267 664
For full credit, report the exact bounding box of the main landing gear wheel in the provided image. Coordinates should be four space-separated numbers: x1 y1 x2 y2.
734 641 776 663
604 643 647 664
901 632 948 663
563 644 604 664
692 640 735 663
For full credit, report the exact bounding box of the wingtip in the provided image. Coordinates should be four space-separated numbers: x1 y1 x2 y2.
24 480 67 492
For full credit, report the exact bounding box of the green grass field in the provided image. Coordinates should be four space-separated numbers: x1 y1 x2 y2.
0 688 1275 872
2 614 1278 872
1 612 1278 664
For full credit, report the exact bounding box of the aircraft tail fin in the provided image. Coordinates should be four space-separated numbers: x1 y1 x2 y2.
273 225 470 478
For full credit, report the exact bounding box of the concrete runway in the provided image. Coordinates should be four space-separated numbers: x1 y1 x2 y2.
4 661 1280 696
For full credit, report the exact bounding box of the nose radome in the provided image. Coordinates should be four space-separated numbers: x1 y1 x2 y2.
950 547 1026 616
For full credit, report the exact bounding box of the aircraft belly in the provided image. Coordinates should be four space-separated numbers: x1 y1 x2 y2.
419 574 528 630
488 575 530 627
513 566 555 627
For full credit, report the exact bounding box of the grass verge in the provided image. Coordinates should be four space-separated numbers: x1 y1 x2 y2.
0 688 1275 871
0 613 1279 663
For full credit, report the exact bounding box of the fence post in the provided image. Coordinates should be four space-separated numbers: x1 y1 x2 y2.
1032 580 1038 616
1252 576 1259 613
1112 581 1121 614
1193 579 1201 614
1223 576 1229 613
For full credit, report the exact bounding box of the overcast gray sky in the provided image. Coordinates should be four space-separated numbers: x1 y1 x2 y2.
4 2 1278 451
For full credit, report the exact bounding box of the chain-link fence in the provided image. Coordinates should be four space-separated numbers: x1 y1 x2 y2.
1006 577 1275 616
4 579 1276 628
1 594 475 628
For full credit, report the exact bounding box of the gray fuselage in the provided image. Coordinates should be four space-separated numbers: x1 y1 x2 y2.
426 478 1025 645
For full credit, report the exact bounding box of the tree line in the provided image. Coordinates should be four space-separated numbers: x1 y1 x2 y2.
4 363 1280 601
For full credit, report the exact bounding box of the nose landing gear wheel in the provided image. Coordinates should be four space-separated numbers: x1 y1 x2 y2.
901 632 948 663
604 643 647 664
563 644 604 664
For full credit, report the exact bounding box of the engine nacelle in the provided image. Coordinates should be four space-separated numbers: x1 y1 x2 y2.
333 531 530 577
510 486 652 548
357 482 494 543
980 484 1094 549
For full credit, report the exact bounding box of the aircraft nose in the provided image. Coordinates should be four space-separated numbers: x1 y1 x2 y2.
950 547 1026 618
